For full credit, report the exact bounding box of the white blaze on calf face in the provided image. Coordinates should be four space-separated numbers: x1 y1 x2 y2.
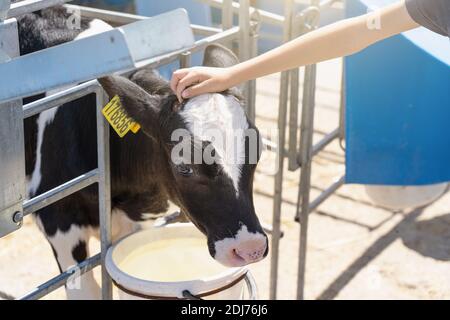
180 94 249 195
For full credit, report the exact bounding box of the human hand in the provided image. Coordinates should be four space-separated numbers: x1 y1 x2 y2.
170 66 235 102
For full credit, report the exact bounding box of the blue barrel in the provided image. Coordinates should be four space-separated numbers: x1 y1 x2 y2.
345 0 450 185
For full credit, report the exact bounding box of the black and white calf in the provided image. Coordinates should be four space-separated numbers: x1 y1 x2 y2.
20 7 268 299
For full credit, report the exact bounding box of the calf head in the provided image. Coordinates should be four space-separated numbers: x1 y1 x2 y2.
99 44 268 267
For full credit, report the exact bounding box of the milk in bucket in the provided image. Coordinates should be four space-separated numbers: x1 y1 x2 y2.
106 223 255 300
119 238 227 282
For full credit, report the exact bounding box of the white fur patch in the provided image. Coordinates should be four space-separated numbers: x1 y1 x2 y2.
75 19 113 40
44 223 100 300
180 94 249 195
46 224 90 269
28 107 59 196
213 224 266 265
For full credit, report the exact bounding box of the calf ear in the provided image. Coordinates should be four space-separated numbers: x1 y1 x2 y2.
202 44 239 68
98 76 163 138
202 44 244 94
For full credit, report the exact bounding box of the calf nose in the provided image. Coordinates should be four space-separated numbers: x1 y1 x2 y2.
212 225 268 267
233 238 268 264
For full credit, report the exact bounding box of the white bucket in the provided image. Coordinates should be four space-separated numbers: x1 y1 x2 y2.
105 223 257 300
365 183 448 210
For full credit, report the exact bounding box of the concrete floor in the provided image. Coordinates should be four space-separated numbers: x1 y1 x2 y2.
1 58 450 300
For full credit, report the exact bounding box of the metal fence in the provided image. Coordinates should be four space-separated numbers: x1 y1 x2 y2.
0 0 345 300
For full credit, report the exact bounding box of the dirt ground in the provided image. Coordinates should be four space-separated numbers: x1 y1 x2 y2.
1 58 450 300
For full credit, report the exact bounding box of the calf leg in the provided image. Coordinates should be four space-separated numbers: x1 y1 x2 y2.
37 217 101 300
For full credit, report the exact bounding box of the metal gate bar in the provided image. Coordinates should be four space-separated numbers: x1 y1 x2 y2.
63 4 221 36
23 170 99 216
19 254 101 300
7 0 72 18
269 0 295 300
0 14 24 239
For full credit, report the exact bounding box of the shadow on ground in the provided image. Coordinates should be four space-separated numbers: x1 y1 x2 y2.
317 204 450 299
400 213 450 261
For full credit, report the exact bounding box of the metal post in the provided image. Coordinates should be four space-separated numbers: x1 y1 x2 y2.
339 0 346 150
247 8 260 122
270 0 295 300
295 0 321 300
96 88 112 300
238 0 251 62
0 14 26 239
180 51 191 69
295 63 317 300
239 0 252 117
0 0 10 20
222 0 233 30
339 63 346 150
287 16 302 171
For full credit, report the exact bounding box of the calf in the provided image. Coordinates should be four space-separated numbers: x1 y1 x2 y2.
20 7 268 299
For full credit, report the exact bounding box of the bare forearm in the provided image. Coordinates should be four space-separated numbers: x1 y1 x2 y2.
171 1 419 101
230 1 418 85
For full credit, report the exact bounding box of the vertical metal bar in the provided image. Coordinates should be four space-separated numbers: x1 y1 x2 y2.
222 0 233 30
239 0 252 116
287 16 301 171
296 63 317 300
339 62 346 150
296 0 321 300
238 0 251 62
247 32 257 122
247 9 260 123
0 17 25 239
288 69 300 171
339 0 346 149
96 88 112 300
180 51 191 69
0 0 11 20
270 0 294 300
221 0 234 52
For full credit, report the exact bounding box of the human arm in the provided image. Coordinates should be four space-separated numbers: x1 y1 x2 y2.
171 0 419 101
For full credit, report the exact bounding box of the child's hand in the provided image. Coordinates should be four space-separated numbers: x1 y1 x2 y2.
170 67 234 102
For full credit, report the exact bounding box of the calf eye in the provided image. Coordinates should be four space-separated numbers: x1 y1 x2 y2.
177 164 193 176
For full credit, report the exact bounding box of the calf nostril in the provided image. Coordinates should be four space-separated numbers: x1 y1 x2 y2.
232 248 245 261
234 243 267 263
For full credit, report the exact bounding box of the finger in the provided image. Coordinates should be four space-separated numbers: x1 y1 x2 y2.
182 80 211 99
176 73 202 102
170 69 188 93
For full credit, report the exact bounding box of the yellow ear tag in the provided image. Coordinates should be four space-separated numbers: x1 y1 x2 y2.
102 95 141 138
